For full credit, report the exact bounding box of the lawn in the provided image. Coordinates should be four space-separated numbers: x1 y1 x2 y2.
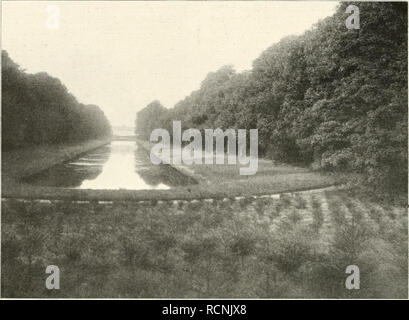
2 189 407 298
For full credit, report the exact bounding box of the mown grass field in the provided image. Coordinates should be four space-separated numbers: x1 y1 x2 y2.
2 190 407 298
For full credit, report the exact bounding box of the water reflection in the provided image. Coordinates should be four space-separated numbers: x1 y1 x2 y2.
24 141 195 190
23 145 110 188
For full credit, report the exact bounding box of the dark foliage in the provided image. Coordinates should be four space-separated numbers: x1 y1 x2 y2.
135 2 407 196
2 51 112 150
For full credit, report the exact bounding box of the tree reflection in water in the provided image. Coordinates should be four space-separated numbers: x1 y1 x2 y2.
134 145 197 187
22 145 111 188
23 141 196 190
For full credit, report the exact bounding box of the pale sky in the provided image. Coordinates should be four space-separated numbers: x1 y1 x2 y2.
2 1 338 127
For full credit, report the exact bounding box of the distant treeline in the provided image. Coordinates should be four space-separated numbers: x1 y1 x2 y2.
136 2 407 194
2 51 111 150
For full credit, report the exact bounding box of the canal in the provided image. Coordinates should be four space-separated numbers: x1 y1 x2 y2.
23 140 195 190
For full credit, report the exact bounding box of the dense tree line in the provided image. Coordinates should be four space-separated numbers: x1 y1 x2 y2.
135 100 170 141
136 2 407 195
2 51 111 150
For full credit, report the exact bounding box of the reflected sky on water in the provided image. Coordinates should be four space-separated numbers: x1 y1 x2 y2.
24 141 194 190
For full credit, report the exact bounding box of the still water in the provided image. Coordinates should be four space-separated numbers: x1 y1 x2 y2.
24 141 194 190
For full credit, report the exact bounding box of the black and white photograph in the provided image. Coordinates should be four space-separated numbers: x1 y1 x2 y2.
1 0 408 300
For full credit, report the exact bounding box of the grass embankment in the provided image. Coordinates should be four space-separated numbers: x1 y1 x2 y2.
135 140 340 200
2 138 339 201
2 139 111 197
2 139 111 179
2 190 407 298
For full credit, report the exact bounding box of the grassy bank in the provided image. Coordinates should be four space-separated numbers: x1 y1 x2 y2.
135 140 340 200
2 139 112 197
2 139 339 201
2 138 112 180
2 190 407 298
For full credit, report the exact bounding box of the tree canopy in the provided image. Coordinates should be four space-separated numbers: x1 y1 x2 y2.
136 2 407 195
2 51 111 150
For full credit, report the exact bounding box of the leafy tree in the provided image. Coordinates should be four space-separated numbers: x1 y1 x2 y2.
135 2 407 197
2 51 112 150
